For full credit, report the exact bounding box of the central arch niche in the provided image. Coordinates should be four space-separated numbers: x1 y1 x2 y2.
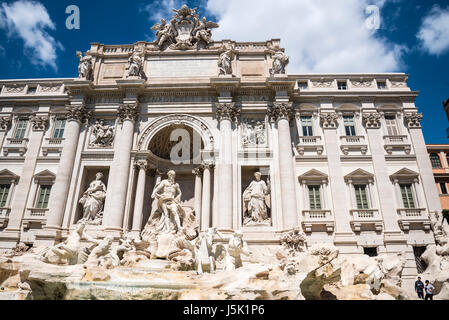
148 124 204 162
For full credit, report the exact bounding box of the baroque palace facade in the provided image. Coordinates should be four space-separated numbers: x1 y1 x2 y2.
0 5 441 281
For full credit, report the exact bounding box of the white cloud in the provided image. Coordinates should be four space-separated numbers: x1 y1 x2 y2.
206 0 405 73
417 5 449 56
0 0 63 70
142 0 184 25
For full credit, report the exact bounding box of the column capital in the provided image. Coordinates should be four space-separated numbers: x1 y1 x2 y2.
216 103 240 122
118 103 139 123
320 112 340 129
135 159 148 171
202 160 215 170
0 116 12 132
66 104 91 123
362 112 382 129
404 112 423 129
192 166 203 177
268 102 293 123
30 115 49 131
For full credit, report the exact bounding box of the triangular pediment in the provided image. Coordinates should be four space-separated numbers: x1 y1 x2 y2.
0 169 19 181
299 169 328 183
34 170 56 179
345 169 374 182
390 168 419 181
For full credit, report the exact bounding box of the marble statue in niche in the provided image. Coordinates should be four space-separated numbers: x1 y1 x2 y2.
268 47 289 75
243 172 271 226
242 120 266 146
89 120 115 147
218 45 235 76
79 172 107 225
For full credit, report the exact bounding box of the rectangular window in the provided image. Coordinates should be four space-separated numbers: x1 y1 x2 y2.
301 116 313 137
440 183 448 195
377 81 386 89
338 81 347 90
343 116 356 136
354 185 370 209
27 87 37 95
53 119 66 139
400 184 416 209
14 119 28 139
36 185 52 209
385 115 399 136
308 185 322 210
413 246 428 274
0 184 10 207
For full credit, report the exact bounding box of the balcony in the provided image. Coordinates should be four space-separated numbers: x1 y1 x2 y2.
3 138 28 156
42 138 65 156
397 208 431 231
340 136 368 155
302 210 335 233
383 135 411 155
0 207 10 228
350 209 383 232
23 208 48 230
296 136 324 156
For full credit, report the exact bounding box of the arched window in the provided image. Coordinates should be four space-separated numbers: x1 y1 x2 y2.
430 153 442 168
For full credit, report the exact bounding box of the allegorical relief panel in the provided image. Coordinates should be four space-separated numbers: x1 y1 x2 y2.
89 119 115 148
241 118 266 147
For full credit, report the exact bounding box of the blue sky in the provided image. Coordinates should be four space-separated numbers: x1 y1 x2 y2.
0 0 448 143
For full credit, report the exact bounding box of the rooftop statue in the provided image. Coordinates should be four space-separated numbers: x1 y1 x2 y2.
151 5 219 50
76 51 94 81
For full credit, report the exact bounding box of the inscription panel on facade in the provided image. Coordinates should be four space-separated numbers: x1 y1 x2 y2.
147 58 218 78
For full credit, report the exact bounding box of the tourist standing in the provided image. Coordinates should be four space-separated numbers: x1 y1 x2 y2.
415 277 425 299
425 280 435 300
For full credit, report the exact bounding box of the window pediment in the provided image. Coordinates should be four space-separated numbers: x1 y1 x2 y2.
0 169 19 183
299 169 328 184
390 168 419 183
345 169 374 183
34 170 56 184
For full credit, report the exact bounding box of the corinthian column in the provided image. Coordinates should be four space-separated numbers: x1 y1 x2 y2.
201 161 214 231
103 103 138 232
269 102 298 229
132 160 148 233
45 105 89 231
216 103 239 230
192 166 203 226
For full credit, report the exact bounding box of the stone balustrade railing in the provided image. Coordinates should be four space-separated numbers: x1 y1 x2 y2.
384 135 409 144
23 208 48 230
301 210 334 233
396 208 430 231
298 136 322 144
341 136 365 144
0 207 10 228
7 138 28 146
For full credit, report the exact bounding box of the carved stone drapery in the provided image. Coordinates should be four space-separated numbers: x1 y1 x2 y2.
66 105 90 123
404 113 423 129
216 103 240 122
320 112 340 129
30 116 49 131
268 102 293 122
0 117 11 131
362 112 382 129
118 104 139 123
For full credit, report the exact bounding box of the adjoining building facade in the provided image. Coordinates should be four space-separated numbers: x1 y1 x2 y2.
0 5 441 282
427 145 449 211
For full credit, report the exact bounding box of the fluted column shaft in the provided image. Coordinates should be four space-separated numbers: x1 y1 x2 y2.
271 103 298 229
216 103 238 231
46 107 87 229
201 162 213 231
193 167 203 226
103 104 138 231
132 160 148 232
